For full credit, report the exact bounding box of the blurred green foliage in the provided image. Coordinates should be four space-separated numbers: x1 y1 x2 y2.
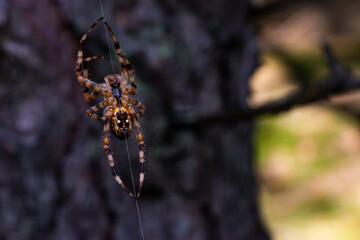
255 104 360 240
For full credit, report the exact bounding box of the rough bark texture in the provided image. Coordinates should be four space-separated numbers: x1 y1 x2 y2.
0 0 270 239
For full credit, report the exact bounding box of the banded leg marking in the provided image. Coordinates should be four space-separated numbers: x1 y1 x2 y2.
104 21 137 94
133 116 145 199
76 17 104 92
76 17 104 76
103 120 135 199
128 96 145 116
82 56 108 101
86 100 109 121
84 91 101 102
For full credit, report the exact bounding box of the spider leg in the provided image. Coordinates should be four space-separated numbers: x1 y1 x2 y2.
84 90 101 102
84 56 109 62
104 22 137 95
76 17 104 72
116 97 144 119
132 116 145 199
103 119 135 199
82 56 109 102
76 17 105 93
124 96 145 117
86 100 110 121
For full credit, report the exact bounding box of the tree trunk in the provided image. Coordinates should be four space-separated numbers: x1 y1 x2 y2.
0 0 269 239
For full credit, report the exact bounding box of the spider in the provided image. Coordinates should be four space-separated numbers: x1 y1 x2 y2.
76 17 145 199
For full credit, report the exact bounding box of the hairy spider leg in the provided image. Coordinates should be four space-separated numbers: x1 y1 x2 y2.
76 17 106 94
82 56 109 102
119 96 145 118
86 100 111 121
132 116 145 199
124 104 145 199
125 96 146 117
103 118 135 199
104 22 137 95
113 102 145 198
118 98 143 119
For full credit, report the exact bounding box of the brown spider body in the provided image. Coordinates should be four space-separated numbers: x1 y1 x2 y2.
75 17 145 199
110 106 132 140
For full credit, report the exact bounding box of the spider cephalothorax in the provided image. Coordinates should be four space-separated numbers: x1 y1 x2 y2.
75 17 145 199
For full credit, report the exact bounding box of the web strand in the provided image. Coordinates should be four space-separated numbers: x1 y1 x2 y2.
124 135 145 240
99 0 116 77
98 1 145 239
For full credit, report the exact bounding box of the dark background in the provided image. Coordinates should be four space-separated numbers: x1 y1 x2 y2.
1 0 359 239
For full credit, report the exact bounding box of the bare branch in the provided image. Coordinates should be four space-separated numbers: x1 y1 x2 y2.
172 42 360 130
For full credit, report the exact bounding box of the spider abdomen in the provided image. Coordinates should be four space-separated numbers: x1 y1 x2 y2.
110 112 132 140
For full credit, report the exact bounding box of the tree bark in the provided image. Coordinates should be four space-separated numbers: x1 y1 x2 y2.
0 0 270 239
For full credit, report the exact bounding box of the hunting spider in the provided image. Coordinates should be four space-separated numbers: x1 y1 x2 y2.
76 17 145 199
